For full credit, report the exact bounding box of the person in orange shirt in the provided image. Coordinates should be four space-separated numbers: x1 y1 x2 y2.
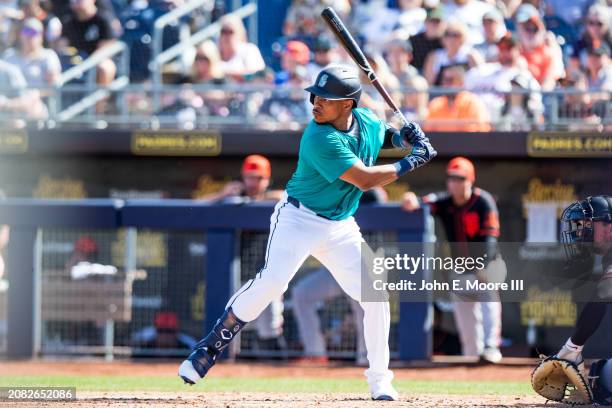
514 4 564 91
424 65 492 132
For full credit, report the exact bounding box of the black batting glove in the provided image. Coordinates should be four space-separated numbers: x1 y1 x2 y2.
400 122 426 145
394 125 437 176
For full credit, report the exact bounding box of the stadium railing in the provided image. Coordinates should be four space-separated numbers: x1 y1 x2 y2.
149 0 257 111
50 42 131 123
0 199 433 362
1 85 609 131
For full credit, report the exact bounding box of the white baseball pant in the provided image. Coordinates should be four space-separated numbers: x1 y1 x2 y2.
452 283 502 356
226 193 392 383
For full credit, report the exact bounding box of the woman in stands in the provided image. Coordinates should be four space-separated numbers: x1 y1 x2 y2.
217 15 265 81
568 5 612 77
423 20 484 86
188 40 231 117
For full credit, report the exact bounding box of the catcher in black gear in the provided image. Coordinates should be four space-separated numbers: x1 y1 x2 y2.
532 195 612 405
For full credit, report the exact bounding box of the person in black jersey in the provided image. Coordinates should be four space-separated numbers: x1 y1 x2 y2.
402 156 502 363
61 0 118 94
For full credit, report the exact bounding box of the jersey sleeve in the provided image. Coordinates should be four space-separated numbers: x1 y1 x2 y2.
422 191 448 215
302 130 359 183
477 190 500 237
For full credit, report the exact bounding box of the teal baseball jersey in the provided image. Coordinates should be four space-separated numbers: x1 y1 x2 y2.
286 107 386 220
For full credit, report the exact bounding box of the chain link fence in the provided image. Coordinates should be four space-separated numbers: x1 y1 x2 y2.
14 226 401 360
37 228 206 358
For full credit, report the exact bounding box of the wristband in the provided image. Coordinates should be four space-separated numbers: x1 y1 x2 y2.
394 157 415 177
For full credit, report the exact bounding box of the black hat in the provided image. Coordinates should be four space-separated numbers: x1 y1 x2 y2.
305 65 362 107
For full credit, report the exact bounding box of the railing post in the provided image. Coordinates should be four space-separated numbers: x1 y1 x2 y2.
118 47 131 119
86 65 96 120
248 0 258 45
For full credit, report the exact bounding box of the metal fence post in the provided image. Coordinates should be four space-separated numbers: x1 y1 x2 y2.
6 227 37 358
204 229 235 357
396 208 433 362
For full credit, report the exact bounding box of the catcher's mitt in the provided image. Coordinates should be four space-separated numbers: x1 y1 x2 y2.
531 355 593 405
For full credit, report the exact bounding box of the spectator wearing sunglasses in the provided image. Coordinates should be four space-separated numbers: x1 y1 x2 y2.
585 42 612 91
474 9 507 63
424 65 491 132
441 0 498 46
465 33 543 130
514 3 564 91
409 7 446 72
185 40 231 117
568 5 611 77
217 14 265 81
2 18 61 88
423 20 484 86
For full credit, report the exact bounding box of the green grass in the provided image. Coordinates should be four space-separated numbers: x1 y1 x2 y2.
0 376 533 395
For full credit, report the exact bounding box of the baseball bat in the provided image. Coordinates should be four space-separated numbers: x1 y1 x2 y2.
321 7 409 126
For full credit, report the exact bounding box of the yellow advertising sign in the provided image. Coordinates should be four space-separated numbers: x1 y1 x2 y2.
0 129 28 153
527 132 612 157
131 130 221 156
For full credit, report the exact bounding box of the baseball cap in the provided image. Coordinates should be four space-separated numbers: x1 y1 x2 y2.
515 4 540 24
447 157 475 182
483 8 503 22
426 7 444 21
155 312 179 331
242 155 271 178
74 236 99 254
285 40 310 65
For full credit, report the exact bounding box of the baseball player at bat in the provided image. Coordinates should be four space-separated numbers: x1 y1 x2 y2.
178 64 436 401
531 196 611 405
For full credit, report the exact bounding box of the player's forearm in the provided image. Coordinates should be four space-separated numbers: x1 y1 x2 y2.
358 165 399 190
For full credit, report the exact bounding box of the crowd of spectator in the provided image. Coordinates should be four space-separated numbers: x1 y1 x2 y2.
0 0 610 129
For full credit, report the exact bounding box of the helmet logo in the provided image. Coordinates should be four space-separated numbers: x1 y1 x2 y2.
318 74 328 88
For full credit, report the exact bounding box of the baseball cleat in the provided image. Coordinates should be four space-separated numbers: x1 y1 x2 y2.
178 346 217 385
480 347 503 364
178 360 200 385
370 382 399 401
372 394 395 401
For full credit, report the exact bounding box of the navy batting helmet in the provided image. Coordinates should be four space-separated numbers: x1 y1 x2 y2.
560 195 612 259
305 65 361 107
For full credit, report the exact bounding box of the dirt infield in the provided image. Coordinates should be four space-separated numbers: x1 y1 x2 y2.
7 391 552 408
0 360 576 407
